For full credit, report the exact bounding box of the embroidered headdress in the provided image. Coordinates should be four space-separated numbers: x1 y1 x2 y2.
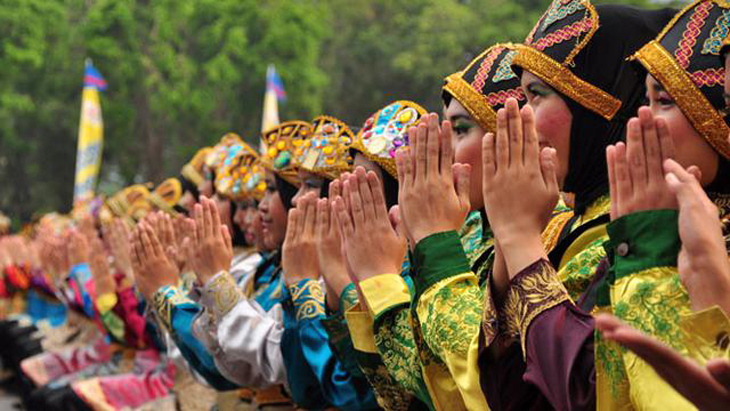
148 178 183 214
443 43 525 133
633 0 730 159
181 147 212 187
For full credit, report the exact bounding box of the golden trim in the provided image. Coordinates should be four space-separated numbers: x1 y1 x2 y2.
259 159 300 187
634 41 730 159
443 74 498 133
349 141 398 178
513 45 621 120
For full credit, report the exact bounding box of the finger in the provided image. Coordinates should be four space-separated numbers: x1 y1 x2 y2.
147 224 165 259
453 163 471 211
396 148 406 191
346 176 365 229
317 198 329 237
607 145 618 220
482 132 496 183
506 98 523 167
440 120 454 178
203 197 214 238
426 113 440 178
707 359 730 391
356 168 377 223
614 142 632 214
626 118 647 191
285 209 300 245
638 107 662 186
686 165 702 182
329 179 341 200
303 194 317 236
209 198 222 239
194 204 204 245
655 117 675 162
403 145 415 188
220 225 232 256
521 104 539 168
366 171 388 222
140 223 156 259
495 108 509 170
540 148 560 195
334 197 355 239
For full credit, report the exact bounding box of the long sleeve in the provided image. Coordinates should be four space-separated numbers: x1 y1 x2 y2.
410 231 489 411
151 285 238 391
194 269 287 388
284 278 378 410
68 264 96 318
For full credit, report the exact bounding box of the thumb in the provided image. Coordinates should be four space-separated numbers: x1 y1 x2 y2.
453 163 472 211
221 225 232 255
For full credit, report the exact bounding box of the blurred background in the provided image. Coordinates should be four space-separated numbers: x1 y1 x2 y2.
0 0 679 225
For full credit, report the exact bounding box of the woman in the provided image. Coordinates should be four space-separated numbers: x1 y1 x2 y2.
473 1 676 409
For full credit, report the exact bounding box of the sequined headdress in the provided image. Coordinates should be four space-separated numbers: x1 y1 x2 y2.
104 184 151 225
260 121 312 186
215 142 267 201
293 116 354 180
351 101 426 178
443 43 525 133
181 147 212 187
148 178 183 214
633 0 730 159
206 133 245 175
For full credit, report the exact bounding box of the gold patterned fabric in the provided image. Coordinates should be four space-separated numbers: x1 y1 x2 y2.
632 0 730 159
200 271 245 323
288 279 326 322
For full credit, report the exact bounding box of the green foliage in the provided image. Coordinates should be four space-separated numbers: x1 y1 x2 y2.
0 0 683 223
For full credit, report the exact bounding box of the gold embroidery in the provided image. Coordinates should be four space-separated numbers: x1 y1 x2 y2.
512 44 622 120
205 271 244 321
289 280 326 321
502 259 571 355
633 40 730 159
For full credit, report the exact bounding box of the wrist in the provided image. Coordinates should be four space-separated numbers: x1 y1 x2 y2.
498 234 546 280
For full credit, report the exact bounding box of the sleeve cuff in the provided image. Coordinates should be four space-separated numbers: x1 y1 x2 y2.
288 279 326 323
345 304 378 353
360 274 410 320
96 292 118 314
606 210 680 280
339 282 359 315
200 270 244 322
413 230 471 300
503 258 570 356
153 285 195 333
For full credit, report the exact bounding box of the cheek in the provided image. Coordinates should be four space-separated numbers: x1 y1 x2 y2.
534 104 571 178
454 130 484 209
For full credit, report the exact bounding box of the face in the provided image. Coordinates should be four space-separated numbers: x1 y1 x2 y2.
250 210 269 252
292 169 326 205
213 194 234 234
645 75 719 186
232 201 250 239
445 98 485 211
178 191 196 214
521 71 572 187
258 170 288 249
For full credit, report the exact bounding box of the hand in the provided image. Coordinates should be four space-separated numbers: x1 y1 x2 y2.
104 219 134 279
335 167 408 283
282 192 320 287
67 229 90 266
482 98 559 277
395 113 471 245
131 222 179 301
316 179 350 307
189 196 233 285
607 107 676 220
89 237 115 296
596 314 730 411
664 159 730 315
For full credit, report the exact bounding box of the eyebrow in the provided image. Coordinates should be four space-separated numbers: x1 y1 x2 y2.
651 83 665 92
